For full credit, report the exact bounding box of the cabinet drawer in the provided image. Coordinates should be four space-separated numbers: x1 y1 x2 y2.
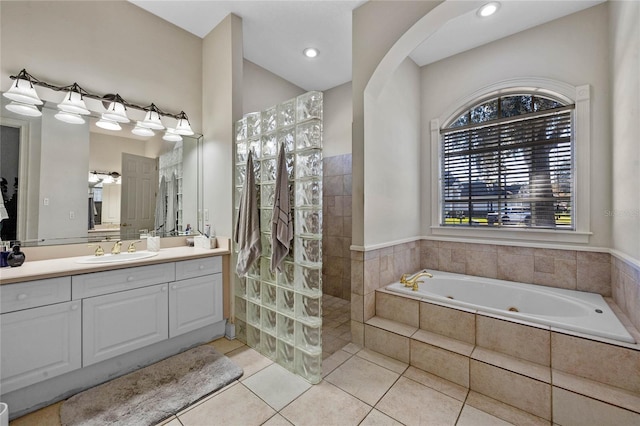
0 277 71 314
175 256 222 281
169 274 223 338
1 300 81 393
82 284 169 366
72 263 175 299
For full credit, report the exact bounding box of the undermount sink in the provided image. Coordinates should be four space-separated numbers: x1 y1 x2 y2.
76 251 159 264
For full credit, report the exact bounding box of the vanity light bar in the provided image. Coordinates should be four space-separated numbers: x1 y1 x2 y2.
3 69 194 134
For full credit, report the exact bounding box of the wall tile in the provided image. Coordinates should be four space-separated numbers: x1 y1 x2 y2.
364 325 410 363
351 259 364 295
410 339 470 387
497 253 534 283
534 256 555 274
420 302 475 345
470 360 551 420
343 196 352 216
577 260 611 295
323 175 343 196
324 156 344 176
351 320 364 346
376 292 419 327
325 215 344 237
498 246 535 257
351 293 364 322
577 251 611 264
364 257 381 294
422 247 440 270
466 250 498 279
551 332 640 394
364 292 376 322
552 387 640 426
343 174 352 195
533 258 577 290
476 315 550 366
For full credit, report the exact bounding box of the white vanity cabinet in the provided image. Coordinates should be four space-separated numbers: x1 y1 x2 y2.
0 278 81 394
170 256 223 337
81 284 169 366
1 254 225 398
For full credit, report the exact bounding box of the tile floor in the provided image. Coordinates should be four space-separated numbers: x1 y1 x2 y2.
11 337 548 426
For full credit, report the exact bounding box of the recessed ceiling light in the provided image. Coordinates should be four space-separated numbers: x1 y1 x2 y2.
303 47 319 58
477 2 500 18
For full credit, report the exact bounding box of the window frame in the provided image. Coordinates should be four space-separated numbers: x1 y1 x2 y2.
430 78 592 244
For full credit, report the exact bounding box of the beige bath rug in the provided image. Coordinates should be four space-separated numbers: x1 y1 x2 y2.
59 345 243 426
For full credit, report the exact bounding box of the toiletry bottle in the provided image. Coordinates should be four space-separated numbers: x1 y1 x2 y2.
7 244 25 267
0 242 9 268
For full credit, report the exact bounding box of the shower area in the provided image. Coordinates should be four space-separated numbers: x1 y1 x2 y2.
233 92 326 383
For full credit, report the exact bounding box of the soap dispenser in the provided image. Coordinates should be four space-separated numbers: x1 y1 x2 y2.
7 243 25 267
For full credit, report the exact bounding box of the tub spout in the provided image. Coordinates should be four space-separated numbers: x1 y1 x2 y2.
400 270 433 291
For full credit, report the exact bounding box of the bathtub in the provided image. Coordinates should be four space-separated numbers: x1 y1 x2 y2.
386 270 635 344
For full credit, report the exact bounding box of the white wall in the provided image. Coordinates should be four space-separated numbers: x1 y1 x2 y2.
242 60 304 115
202 14 244 237
352 0 441 248
420 3 612 249
323 82 352 158
364 57 422 247
0 1 203 131
610 0 640 262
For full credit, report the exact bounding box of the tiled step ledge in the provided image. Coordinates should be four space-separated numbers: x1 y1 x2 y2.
364 315 640 421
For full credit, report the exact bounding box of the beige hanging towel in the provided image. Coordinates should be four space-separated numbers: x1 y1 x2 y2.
234 150 262 276
270 143 293 272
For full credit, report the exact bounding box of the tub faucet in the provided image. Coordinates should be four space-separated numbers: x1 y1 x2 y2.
400 270 433 291
111 240 122 255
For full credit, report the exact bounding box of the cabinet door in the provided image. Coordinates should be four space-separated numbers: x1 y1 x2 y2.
1 301 81 393
169 274 222 338
83 284 168 366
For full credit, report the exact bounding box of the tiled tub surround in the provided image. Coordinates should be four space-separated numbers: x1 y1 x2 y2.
349 239 640 423
322 154 352 301
366 290 640 424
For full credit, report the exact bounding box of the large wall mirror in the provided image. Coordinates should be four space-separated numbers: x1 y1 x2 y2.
0 96 203 247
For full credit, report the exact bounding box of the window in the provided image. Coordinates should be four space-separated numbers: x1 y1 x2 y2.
441 94 574 230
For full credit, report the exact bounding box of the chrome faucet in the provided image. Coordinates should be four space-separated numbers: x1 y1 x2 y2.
111 240 122 255
400 270 433 291
127 241 141 253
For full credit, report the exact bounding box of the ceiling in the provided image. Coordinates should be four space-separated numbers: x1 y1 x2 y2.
129 0 606 92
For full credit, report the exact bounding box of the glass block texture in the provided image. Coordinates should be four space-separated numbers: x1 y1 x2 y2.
233 91 323 384
158 144 184 234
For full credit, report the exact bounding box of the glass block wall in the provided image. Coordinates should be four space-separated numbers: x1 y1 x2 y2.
233 92 323 384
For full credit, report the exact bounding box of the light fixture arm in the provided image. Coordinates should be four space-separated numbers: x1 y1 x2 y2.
8 69 189 121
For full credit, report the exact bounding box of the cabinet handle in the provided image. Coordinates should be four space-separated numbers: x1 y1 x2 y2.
199 264 205 270
127 276 134 282
161 286 167 292
71 304 79 311
17 293 28 300
172 285 177 290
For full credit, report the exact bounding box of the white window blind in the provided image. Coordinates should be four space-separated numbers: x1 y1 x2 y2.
441 104 574 229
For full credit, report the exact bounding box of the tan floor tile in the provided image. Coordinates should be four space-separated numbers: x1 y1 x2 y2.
325 356 400 406
262 413 294 426
207 336 245 354
456 405 514 426
280 381 371 426
9 402 62 426
402 366 468 402
242 363 311 411
376 376 463 425
155 416 181 426
322 349 353 377
342 342 362 354
360 409 404 426
179 383 275 426
226 345 273 380
356 348 408 374
552 387 640 426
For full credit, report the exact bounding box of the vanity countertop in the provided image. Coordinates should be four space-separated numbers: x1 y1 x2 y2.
0 246 230 285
